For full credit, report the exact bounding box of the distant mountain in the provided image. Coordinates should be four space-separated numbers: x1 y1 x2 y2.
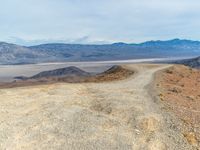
140 39 200 46
0 42 73 65
174 56 200 68
0 42 39 64
1 39 200 64
28 39 200 61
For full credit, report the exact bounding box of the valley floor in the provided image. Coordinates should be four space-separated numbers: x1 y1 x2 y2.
0 64 195 150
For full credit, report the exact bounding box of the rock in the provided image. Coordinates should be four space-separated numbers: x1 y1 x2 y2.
148 140 167 150
168 87 181 93
186 96 195 101
138 116 160 132
183 132 198 146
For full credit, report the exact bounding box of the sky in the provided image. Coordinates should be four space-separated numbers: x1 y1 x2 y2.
0 0 200 45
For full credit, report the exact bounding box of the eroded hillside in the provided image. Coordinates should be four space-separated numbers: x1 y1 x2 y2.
154 65 200 148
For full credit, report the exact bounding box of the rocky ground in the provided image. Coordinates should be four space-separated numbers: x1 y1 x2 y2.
154 65 200 149
0 64 197 150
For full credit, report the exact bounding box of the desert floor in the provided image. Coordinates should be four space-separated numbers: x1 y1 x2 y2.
0 64 195 150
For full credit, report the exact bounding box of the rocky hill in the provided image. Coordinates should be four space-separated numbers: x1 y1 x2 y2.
174 56 200 68
30 66 91 79
10 65 134 88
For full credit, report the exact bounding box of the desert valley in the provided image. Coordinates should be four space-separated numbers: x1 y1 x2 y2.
1 0 200 149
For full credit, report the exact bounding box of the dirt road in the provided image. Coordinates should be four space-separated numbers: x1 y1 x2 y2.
0 64 193 149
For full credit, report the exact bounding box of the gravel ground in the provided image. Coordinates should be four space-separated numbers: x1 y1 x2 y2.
0 64 193 150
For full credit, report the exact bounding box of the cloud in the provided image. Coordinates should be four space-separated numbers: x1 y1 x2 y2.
7 36 110 46
1 0 200 45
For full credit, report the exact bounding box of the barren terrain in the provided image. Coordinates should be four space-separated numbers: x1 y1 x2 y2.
154 65 200 148
0 64 196 149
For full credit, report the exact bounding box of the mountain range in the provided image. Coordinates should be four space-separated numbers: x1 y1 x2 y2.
1 39 200 65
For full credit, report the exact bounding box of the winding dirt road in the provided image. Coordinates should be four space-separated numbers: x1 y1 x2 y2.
0 64 193 149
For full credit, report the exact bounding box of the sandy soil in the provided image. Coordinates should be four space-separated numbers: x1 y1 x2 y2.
154 65 200 148
0 64 193 150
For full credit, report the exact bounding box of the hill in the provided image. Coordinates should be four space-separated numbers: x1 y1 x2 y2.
12 65 134 87
30 66 91 79
174 56 200 68
154 65 200 146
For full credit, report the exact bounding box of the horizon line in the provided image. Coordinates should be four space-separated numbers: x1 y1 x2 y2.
0 38 200 47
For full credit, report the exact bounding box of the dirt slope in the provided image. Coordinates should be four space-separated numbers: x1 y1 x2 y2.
154 65 200 148
0 64 193 150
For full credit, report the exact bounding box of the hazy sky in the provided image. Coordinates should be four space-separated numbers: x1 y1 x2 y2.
0 0 200 45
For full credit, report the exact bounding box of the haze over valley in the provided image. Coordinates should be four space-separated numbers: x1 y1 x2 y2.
1 39 200 65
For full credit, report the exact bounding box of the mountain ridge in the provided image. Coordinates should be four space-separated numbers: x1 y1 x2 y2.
1 39 200 65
